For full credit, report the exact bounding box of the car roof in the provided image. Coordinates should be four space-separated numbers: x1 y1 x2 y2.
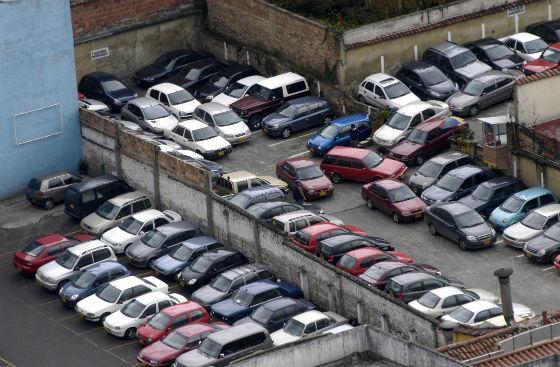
131 209 166 222
34 171 74 181
181 236 219 248
439 202 474 215
179 119 209 131
464 37 502 48
446 164 483 178
301 223 340 235
237 75 266 86
509 32 541 42
239 280 277 294
430 152 468 165
397 101 437 116
479 176 519 189
321 234 363 246
176 322 217 337
286 96 325 107
402 60 439 72
70 175 121 192
134 291 170 304
415 117 446 132
238 185 282 198
513 187 554 200
199 248 239 261
463 300 500 312
258 72 305 89
292 310 328 323
391 271 435 284
222 170 257 181
374 179 405 190
162 301 204 317
109 275 146 290
331 113 369 127
108 191 147 206
371 261 409 272
128 97 161 108
84 71 119 81
273 210 315 222
326 146 370 159
428 286 465 298
218 64 256 78
36 233 72 246
186 59 221 68
85 261 124 275
197 102 232 114
472 71 513 82
285 157 315 169
150 82 186 94
69 240 110 255
534 203 560 216
428 41 467 56
260 297 299 311
219 264 268 280
364 73 399 85
209 323 268 343
345 247 383 258
155 220 197 235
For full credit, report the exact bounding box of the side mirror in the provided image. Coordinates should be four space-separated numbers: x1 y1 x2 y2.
219 353 225 359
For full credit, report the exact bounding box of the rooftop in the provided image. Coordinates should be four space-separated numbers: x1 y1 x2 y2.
534 118 560 144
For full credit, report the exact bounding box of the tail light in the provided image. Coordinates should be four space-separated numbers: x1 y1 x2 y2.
37 191 44 198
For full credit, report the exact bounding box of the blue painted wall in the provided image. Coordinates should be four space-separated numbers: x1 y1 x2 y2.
0 0 82 199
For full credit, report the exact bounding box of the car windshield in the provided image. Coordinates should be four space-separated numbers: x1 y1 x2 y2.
486 44 515 59
168 90 194 105
251 306 274 324
141 230 166 248
153 55 173 68
148 312 171 330
338 255 357 269
318 124 339 139
121 299 145 318
232 289 252 307
28 178 42 190
224 81 248 98
170 245 194 262
388 186 416 203
448 306 474 323
407 129 428 144
543 48 560 64
472 185 493 201
384 82 411 99
162 331 189 349
418 67 448 86
499 196 525 213
544 224 560 241
23 241 44 256
293 230 311 245
190 256 212 274
71 270 97 288
363 266 387 281
143 105 170 120
97 284 121 303
101 80 126 93
277 103 298 118
192 126 218 141
210 274 232 293
417 292 440 308
363 151 383 168
250 85 273 100
229 194 251 208
521 212 548 230
214 111 241 126
297 166 323 180
119 217 143 235
450 50 477 69
525 38 548 54
463 80 484 96
386 112 411 130
418 161 443 178
284 319 305 336
210 75 229 88
199 338 221 358
95 201 119 220
184 68 202 81
55 251 78 269
436 175 462 192
455 211 485 228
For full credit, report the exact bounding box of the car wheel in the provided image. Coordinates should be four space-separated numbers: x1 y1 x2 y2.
323 116 332 125
468 105 480 117
123 244 132 255
457 238 468 250
249 115 262 130
415 155 424 166
100 313 110 324
56 280 68 292
367 199 375 209
43 199 55 210
392 213 400 223
281 127 291 139
124 327 137 340
331 173 343 184
429 223 438 236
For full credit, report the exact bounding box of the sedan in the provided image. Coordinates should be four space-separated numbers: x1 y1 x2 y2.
524 223 560 263
276 157 333 200
409 287 499 319
464 37 525 70
79 99 111 115
361 179 426 223
523 43 560 75
121 97 179 134
441 300 533 327
195 64 259 102
247 201 307 222
336 247 413 276
289 223 367 254
396 61 458 101
500 32 548 61
358 261 441 290
164 120 232 159
503 204 560 249
316 234 394 264
425 202 497 250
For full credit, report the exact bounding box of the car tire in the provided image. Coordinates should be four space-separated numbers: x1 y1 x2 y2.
331 173 343 184
249 115 262 130
469 105 480 117
428 223 438 236
124 328 137 340
100 313 110 323
457 238 468 250
323 116 332 125
44 199 55 210
415 155 424 166
123 244 132 255
281 128 291 139
367 199 375 209
392 213 400 223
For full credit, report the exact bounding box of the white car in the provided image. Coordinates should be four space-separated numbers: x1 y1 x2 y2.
194 103 251 144
270 310 347 346
164 119 233 159
213 75 266 106
121 97 179 134
372 100 449 148
504 204 560 249
357 73 420 110
75 275 168 323
79 99 110 115
119 120 142 131
500 32 548 61
146 83 201 120
271 210 343 236
101 209 182 254
103 291 187 339
441 300 534 327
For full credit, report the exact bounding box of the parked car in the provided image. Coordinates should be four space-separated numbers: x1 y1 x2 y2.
58 261 129 308
212 170 288 198
170 154 226 178
137 301 210 345
503 204 560 249
316 234 394 264
78 72 137 112
289 222 367 254
35 240 117 291
387 116 466 166
165 59 227 92
193 102 251 144
79 99 111 115
261 96 332 138
177 247 249 291
271 210 343 236
372 100 450 150
336 247 413 276
307 113 372 156
500 32 548 61
361 179 427 223
234 297 316 332
489 187 558 231
526 20 560 44
421 165 496 205
320 146 407 184
358 261 441 290
12 233 93 275
75 275 168 323
357 73 420 110
125 221 200 268
164 119 232 159
230 72 310 130
121 97 179 134
555 254 560 269
151 236 223 278
133 50 212 87
146 83 201 120
396 61 458 101
101 209 182 254
276 157 333 200
213 75 266 106
407 152 471 194
446 71 516 117
386 271 464 302
522 42 560 75
191 264 275 308
463 37 525 70
459 176 526 218
270 310 348 346
196 64 259 102
425 202 497 250
422 41 492 86
440 300 503 327
229 185 286 210
524 223 560 263
26 172 82 210
247 201 308 222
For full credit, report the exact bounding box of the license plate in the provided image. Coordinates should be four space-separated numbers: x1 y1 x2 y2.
484 239 491 246
414 213 422 219
525 250 532 257
319 191 326 197
218 151 225 157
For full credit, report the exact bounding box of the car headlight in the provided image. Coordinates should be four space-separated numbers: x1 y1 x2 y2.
435 199 443 204
431 91 443 98
114 326 121 330
491 229 496 236
466 235 477 241
537 249 546 256
225 134 235 139
70 294 79 301
59 288 64 295
188 278 197 285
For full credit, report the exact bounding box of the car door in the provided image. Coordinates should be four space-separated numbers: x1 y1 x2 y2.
92 248 112 264
141 303 159 320
75 253 94 271
425 128 446 154
373 85 388 109
361 81 376 104
480 80 498 108
375 186 392 214
278 162 295 185
334 126 352 147
46 177 65 202
334 157 353 179
357 122 371 141
495 77 515 102
455 176 474 199
292 105 311 132
169 125 186 146
433 208 455 240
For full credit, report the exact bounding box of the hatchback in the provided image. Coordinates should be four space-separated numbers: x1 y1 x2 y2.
289 222 367 254
213 75 266 106
524 223 560 263
193 102 251 144
459 176 526 217
396 61 458 101
336 247 413 276
146 82 201 120
357 73 420 110
386 272 463 302
165 58 227 92
26 172 82 210
307 113 372 156
78 72 137 112
500 32 548 61
358 261 441 290
195 64 259 102
407 152 471 194
271 210 343 236
409 286 496 319
121 97 179 134
276 157 333 199
316 234 394 264
463 37 525 70
503 204 560 249
361 179 426 223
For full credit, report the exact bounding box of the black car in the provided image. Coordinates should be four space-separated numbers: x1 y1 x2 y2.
459 176 526 217
524 223 560 263
396 61 458 101
316 234 394 263
247 201 304 221
78 72 137 112
165 59 227 93
464 38 525 70
167 151 228 178
133 49 213 87
195 64 259 102
386 271 464 302
177 247 249 290
527 20 560 44
425 202 497 250
407 152 471 194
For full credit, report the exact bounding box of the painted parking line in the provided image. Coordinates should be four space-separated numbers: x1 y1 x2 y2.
287 151 311 159
0 355 16 367
268 132 315 147
19 283 39 289
55 314 79 321
0 250 15 257
64 229 83 236
38 298 59 306
135 270 154 277
78 326 104 335
513 254 525 258
106 340 137 350
542 266 556 272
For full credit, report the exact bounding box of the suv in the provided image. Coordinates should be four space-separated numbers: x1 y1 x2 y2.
26 172 82 210
35 240 116 291
271 210 343 236
230 72 310 130
78 72 137 112
212 170 288 198
459 177 526 217
193 103 251 144
357 73 420 110
229 185 286 210
386 272 463 302
146 83 201 120
423 41 492 86
195 64 259 102
407 152 471 194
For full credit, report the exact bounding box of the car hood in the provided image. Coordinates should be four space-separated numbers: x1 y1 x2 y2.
60 282 88 298
389 139 423 157
180 268 204 281
176 349 215 367
105 310 136 328
300 176 332 190
153 255 186 273
262 113 291 127
216 121 249 135
408 173 436 191
373 159 406 176
308 133 333 149
393 197 426 213
524 59 557 73
191 285 227 305
231 95 268 112
140 341 180 362
504 222 542 241
429 79 457 94
489 208 520 228
390 93 420 109
107 89 136 101
102 227 137 246
271 329 301 346
150 115 178 131
374 124 406 143
212 93 238 106
37 261 70 279
196 136 231 151
461 223 493 238
455 61 492 79
211 299 247 318
135 64 166 79
458 195 486 210
197 83 222 98
422 185 454 202
494 56 524 69
447 91 477 109
127 242 159 258
82 213 114 232
525 234 559 251
78 294 115 314
138 323 165 341
174 99 201 114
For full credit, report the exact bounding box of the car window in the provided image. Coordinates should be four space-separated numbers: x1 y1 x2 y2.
47 245 63 256
423 279 443 290
94 273 110 286
374 85 384 98
172 314 189 327
132 285 151 297
322 156 336 165
540 194 555 206
495 78 511 89
47 178 64 189
524 198 539 212
360 257 375 268
250 178 266 187
474 309 491 323
545 215 559 228
296 105 311 117
76 254 93 269
237 181 249 193
154 218 169 227
410 114 423 127
352 160 365 169
173 125 186 137
160 93 170 106
286 81 307 95
442 295 458 308
427 128 443 141
515 42 525 52
116 204 132 219
304 322 317 335
408 281 423 292
157 300 172 311
337 159 351 168
132 200 147 213
364 82 374 92
143 222 154 232
64 176 82 185
141 304 158 318
93 248 112 262
295 219 308 231
459 177 473 190
438 210 455 225
149 90 159 100
118 288 134 303
482 82 496 94
455 294 474 305
110 268 126 279
422 109 436 120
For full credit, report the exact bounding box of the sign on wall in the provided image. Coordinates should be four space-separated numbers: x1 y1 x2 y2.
507 5 525 17
90 47 110 61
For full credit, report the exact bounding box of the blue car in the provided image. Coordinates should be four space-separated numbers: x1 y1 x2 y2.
78 72 137 112
458 176 526 217
233 297 315 332
210 280 304 324
58 261 130 308
489 187 558 231
306 113 372 156
150 236 222 278
261 96 332 138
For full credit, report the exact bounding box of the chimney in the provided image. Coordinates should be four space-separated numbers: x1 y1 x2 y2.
494 268 514 326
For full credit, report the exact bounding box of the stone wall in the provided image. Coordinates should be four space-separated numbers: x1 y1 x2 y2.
515 70 560 127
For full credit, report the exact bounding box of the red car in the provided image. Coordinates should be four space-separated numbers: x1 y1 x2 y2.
387 117 464 166
137 301 210 346
320 146 406 184
336 247 414 276
276 157 333 199
289 222 367 254
137 322 229 367
358 261 441 290
523 43 560 75
361 179 427 223
554 254 560 270
12 233 94 275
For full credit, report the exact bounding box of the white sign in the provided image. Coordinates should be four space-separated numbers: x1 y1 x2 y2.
90 47 110 61
507 5 525 17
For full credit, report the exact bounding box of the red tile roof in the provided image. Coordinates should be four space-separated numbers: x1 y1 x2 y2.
533 118 560 143
516 68 560 85
473 338 560 367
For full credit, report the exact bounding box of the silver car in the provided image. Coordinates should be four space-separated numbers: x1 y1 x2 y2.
121 97 178 134
193 102 251 144
446 71 515 117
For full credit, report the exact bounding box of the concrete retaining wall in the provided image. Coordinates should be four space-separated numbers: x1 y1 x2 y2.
515 71 560 127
